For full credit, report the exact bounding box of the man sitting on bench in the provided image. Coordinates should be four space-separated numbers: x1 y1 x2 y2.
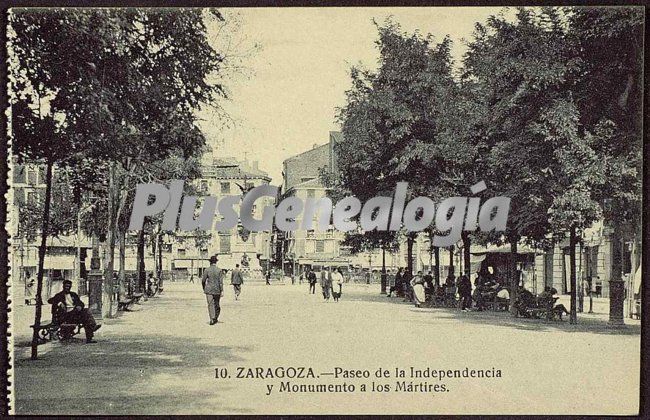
47 280 101 343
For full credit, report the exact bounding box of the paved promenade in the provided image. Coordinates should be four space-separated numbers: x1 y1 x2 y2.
11 282 640 415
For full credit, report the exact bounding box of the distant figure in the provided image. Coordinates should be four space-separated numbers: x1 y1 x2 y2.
387 268 404 297
24 276 35 305
402 270 413 302
410 271 426 308
541 287 570 320
457 274 472 311
48 279 101 343
202 256 224 325
231 263 244 300
320 267 332 300
331 268 344 302
189 274 195 284
307 268 317 294
265 269 271 285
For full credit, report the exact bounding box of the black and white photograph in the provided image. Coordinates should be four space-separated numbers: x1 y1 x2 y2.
3 4 645 416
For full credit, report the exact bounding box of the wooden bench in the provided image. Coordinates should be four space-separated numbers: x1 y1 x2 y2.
632 300 641 320
117 296 136 311
485 298 509 312
30 321 83 344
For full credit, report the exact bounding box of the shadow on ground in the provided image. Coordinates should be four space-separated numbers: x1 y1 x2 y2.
342 286 640 336
13 330 255 414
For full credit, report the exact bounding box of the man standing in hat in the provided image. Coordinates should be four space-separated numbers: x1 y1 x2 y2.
231 263 244 301
202 255 224 325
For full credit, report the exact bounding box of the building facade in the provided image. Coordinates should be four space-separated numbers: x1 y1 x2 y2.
171 154 274 281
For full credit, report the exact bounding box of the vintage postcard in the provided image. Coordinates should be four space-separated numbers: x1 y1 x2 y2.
4 5 644 416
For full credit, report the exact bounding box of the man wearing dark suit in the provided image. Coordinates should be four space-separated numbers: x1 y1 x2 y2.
231 264 244 300
307 268 317 294
320 267 332 300
202 255 224 325
47 279 101 343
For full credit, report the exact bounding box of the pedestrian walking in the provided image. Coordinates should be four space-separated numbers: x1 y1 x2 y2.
265 269 271 285
202 255 224 325
458 273 472 311
320 267 332 300
307 268 317 294
231 263 244 300
402 270 413 302
411 271 426 307
387 267 403 297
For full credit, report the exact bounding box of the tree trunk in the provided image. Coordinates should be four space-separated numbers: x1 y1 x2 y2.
151 232 158 276
406 235 414 277
578 239 584 313
31 161 53 360
102 164 118 318
461 232 471 276
118 229 126 300
569 225 577 324
448 247 454 277
608 224 625 326
157 233 163 291
433 247 440 287
136 228 146 293
509 238 519 316
381 246 387 294
75 203 82 293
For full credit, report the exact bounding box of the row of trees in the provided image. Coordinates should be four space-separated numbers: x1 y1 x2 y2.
10 9 237 359
330 7 642 323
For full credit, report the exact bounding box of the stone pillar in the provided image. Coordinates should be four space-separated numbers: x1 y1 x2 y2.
608 279 625 326
87 270 103 318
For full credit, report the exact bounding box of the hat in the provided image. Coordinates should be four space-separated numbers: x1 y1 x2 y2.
209 255 218 264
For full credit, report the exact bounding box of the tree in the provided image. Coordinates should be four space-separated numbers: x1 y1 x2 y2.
11 8 231 337
462 8 605 316
567 6 643 325
335 19 458 281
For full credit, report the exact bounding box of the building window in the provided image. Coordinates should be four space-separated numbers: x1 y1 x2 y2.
200 180 208 193
13 164 26 184
307 230 315 238
220 182 230 194
27 190 41 205
178 248 186 257
307 189 315 198
220 235 231 254
27 168 38 185
200 248 208 257
315 240 325 253
301 177 314 183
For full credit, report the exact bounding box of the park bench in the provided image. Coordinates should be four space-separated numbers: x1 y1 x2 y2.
30 319 83 344
484 297 509 312
632 299 641 320
518 296 564 321
117 295 137 311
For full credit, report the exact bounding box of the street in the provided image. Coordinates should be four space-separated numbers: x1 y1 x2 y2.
12 282 640 415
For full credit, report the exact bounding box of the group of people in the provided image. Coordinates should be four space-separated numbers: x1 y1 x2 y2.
387 268 436 307
301 267 344 301
386 266 513 312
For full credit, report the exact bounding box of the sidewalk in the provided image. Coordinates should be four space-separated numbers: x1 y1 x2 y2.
11 281 641 415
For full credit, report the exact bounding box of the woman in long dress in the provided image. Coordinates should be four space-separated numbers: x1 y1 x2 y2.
410 271 427 308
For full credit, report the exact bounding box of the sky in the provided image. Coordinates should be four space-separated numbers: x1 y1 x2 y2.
197 7 508 184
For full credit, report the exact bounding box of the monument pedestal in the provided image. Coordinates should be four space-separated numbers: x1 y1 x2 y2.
87 270 103 318
608 279 625 327
218 251 264 282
